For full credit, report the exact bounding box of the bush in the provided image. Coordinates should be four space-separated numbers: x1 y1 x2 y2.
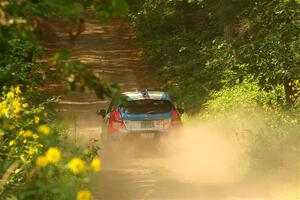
203 80 284 115
0 87 100 200
201 81 300 180
0 38 41 88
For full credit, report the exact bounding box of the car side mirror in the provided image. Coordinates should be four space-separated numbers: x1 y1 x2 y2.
177 108 184 114
96 109 106 118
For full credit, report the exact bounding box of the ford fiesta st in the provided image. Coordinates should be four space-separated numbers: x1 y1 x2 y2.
97 90 184 142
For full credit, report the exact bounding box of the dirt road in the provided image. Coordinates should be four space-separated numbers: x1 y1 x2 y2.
52 15 284 200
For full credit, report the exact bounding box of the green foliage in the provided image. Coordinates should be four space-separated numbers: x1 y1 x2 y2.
0 38 40 88
201 81 300 179
0 87 100 199
0 0 129 98
203 81 285 115
129 0 300 111
93 0 129 21
0 0 130 199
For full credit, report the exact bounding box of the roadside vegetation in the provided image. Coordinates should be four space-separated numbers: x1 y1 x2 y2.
1 0 300 198
0 0 128 199
128 0 300 181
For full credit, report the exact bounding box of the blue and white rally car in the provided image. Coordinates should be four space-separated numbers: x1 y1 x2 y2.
97 90 184 142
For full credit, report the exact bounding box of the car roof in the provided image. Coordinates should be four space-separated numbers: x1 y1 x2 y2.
122 90 171 101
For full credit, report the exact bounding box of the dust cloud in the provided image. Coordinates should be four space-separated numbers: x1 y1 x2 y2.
157 112 300 199
161 122 245 183
100 111 300 200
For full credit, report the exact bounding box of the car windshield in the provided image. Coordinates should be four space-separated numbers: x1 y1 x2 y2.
121 100 172 114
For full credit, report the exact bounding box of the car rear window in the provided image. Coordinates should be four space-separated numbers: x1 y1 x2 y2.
121 100 173 114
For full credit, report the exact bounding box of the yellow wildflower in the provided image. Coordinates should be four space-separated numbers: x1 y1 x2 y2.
22 103 28 108
9 140 15 146
38 125 50 135
90 158 101 172
1 108 9 117
19 129 24 135
28 147 38 155
12 99 21 114
68 157 86 175
77 190 91 200
15 86 21 94
32 134 39 139
34 116 40 124
23 139 27 144
36 156 48 168
45 147 61 164
7 91 14 99
23 130 33 137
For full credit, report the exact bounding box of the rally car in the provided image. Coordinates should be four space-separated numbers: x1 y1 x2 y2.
97 90 184 142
